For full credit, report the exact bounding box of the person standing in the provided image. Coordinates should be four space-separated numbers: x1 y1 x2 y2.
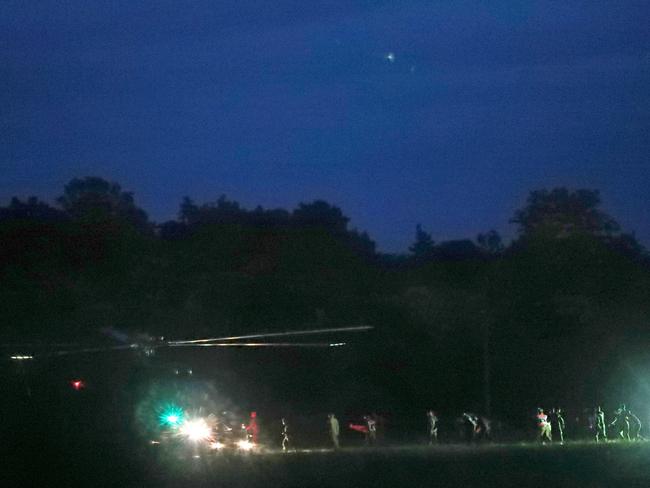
595 406 607 442
610 405 631 441
462 412 479 443
477 415 492 442
364 415 377 446
536 408 552 444
246 411 260 444
328 413 340 449
427 410 439 445
281 417 290 451
628 409 642 440
549 408 565 444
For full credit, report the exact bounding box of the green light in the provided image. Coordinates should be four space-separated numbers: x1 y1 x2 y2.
159 405 184 427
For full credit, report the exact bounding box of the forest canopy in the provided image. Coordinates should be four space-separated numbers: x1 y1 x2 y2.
1 177 648 415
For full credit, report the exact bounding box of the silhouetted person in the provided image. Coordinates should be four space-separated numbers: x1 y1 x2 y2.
610 405 631 441
629 409 642 440
246 411 259 444
595 406 607 442
427 410 439 444
536 408 552 444
477 415 492 441
364 415 377 446
549 408 565 444
462 413 479 443
328 413 340 449
281 417 290 451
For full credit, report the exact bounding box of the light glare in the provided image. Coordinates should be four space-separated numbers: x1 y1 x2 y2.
159 406 184 427
180 418 212 442
237 439 254 450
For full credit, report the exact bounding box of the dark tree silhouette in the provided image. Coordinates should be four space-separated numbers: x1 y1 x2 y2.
346 229 376 259
434 239 482 261
0 197 67 223
158 220 189 240
178 196 199 225
199 195 244 225
249 205 290 228
477 230 504 254
2 178 650 424
409 224 434 260
57 177 150 232
511 188 620 239
292 200 349 234
607 232 648 262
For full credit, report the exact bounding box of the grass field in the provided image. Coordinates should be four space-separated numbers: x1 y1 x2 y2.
8 440 650 487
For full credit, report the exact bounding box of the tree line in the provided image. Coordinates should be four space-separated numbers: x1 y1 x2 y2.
1 177 649 418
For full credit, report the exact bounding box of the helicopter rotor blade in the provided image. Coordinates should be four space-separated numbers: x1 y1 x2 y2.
4 343 138 360
168 342 347 348
0 343 83 348
45 344 138 357
4 325 371 358
167 325 372 345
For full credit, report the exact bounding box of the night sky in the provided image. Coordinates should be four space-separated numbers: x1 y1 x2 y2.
2 1 649 252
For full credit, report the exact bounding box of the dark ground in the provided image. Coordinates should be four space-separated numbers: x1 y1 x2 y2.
6 440 650 487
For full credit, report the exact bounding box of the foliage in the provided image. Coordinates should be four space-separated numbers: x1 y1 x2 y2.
511 188 620 239
409 224 434 261
57 176 151 233
477 230 504 255
1 181 649 416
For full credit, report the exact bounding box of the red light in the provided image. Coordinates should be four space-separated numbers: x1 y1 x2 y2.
71 379 85 390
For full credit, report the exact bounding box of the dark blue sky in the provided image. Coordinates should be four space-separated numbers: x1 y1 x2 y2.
2 1 649 252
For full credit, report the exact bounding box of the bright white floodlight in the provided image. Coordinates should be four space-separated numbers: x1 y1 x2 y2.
237 439 254 450
180 418 212 442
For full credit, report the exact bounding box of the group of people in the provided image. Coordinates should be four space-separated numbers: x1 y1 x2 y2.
229 404 645 451
327 405 644 449
598 404 643 441
276 413 368 451
325 410 485 449
535 408 566 443
536 404 643 443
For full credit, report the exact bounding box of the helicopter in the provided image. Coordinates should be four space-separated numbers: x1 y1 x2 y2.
4 324 372 372
2 324 373 452
3 323 373 398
